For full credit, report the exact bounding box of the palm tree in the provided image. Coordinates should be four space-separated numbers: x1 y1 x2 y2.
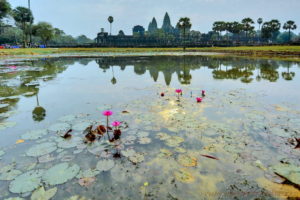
176 17 192 51
257 18 263 30
212 21 226 40
241 18 255 41
12 6 33 47
108 16 114 35
283 20 297 42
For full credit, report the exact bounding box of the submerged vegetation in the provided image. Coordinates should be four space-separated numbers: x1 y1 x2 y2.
0 56 300 199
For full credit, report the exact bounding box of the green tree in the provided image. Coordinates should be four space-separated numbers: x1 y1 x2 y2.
32 22 54 45
12 6 33 47
76 35 93 44
176 17 192 51
108 16 114 35
0 0 11 21
261 20 281 42
212 21 226 40
226 22 243 41
283 20 297 42
241 18 255 40
257 18 263 30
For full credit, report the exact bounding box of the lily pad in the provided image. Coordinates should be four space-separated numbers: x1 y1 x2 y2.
96 160 115 171
129 153 144 164
78 177 96 187
59 115 76 122
56 137 82 149
165 136 184 147
177 155 197 167
137 131 149 138
270 127 291 138
48 123 71 132
174 168 195 183
76 169 100 178
122 149 136 157
158 149 173 158
9 169 45 194
73 122 92 132
42 163 80 186
156 132 171 140
4 198 25 200
26 143 57 157
31 186 57 200
0 169 22 181
138 137 152 144
272 163 300 185
21 129 48 140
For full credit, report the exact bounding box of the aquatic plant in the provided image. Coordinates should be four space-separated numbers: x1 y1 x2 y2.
202 90 206 97
102 110 113 139
112 121 122 140
196 97 202 103
175 89 182 101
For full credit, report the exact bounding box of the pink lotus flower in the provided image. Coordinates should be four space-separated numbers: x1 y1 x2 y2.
175 89 182 94
112 121 121 127
9 65 17 70
202 90 206 96
196 97 202 103
102 110 113 116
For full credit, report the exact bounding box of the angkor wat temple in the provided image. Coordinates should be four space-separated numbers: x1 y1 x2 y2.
95 12 205 47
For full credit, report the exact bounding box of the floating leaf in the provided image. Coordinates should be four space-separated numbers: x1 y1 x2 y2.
4 198 25 200
65 195 88 200
9 169 45 194
42 163 80 186
0 169 22 181
21 129 48 140
73 122 92 132
174 168 195 183
177 154 197 167
96 160 115 171
165 136 184 147
38 154 55 163
59 115 76 122
158 149 173 158
137 131 149 138
56 137 82 149
31 186 57 200
138 137 152 144
272 163 300 185
270 127 291 138
156 132 170 140
48 123 71 132
26 143 57 157
129 153 144 164
121 149 136 158
76 169 100 179
78 177 96 187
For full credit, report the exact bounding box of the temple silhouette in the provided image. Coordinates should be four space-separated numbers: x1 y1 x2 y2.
95 12 195 47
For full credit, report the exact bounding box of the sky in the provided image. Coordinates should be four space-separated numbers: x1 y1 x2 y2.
8 0 300 38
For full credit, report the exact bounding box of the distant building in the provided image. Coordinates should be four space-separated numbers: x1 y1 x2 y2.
95 12 203 47
132 25 145 36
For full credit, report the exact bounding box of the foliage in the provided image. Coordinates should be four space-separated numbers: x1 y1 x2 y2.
0 0 11 20
32 22 55 45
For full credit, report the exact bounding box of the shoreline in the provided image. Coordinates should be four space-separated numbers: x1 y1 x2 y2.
1 46 300 61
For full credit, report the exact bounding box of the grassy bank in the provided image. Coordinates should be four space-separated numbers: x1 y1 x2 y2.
1 46 300 60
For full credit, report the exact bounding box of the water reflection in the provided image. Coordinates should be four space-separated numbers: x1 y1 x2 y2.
0 56 299 124
32 93 46 122
96 56 299 85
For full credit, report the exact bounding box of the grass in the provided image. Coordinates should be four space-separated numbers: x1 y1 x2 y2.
1 46 300 60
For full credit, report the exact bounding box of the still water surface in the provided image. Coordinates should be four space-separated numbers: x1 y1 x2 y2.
0 56 300 199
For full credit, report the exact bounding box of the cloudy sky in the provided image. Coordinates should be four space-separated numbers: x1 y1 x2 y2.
8 0 300 38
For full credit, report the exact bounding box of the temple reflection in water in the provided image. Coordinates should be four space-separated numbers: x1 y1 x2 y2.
96 56 298 85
